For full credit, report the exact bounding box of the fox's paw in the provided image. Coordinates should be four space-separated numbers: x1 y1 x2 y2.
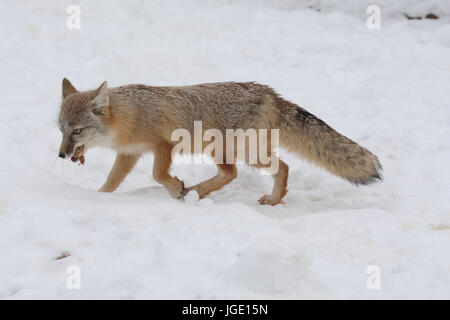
98 185 114 193
258 194 282 206
168 179 188 199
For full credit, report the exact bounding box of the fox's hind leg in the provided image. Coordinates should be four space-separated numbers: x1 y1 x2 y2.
252 157 289 206
187 164 237 198
99 153 140 192
153 144 187 199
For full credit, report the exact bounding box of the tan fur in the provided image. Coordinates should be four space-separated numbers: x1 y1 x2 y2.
188 164 238 198
99 153 139 192
58 79 382 205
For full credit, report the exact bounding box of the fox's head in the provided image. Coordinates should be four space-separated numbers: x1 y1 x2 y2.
58 78 110 159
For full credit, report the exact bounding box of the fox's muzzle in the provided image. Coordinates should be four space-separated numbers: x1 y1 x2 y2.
59 136 74 158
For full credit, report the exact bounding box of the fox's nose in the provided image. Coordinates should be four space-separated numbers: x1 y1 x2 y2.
58 153 66 159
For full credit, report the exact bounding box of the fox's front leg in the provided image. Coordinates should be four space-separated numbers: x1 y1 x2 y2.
152 144 187 199
99 153 140 192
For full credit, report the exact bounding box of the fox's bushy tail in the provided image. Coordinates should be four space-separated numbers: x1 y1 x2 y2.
277 99 382 185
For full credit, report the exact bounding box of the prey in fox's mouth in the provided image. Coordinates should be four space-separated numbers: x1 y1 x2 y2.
71 145 85 165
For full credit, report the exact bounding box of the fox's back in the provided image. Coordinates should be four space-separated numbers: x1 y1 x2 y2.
109 82 279 134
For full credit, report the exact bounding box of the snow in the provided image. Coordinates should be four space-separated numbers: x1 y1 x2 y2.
0 0 449 299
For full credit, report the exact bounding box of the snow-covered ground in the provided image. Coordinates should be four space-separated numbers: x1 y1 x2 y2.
0 0 449 299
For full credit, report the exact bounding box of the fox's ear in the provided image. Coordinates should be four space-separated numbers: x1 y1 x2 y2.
91 81 109 114
62 78 78 99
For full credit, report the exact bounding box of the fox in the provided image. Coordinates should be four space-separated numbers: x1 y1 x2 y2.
58 78 382 205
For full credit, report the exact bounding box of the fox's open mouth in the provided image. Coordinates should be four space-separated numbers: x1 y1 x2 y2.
71 145 85 165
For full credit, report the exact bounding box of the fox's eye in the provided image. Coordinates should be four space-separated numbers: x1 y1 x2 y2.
73 128 82 135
